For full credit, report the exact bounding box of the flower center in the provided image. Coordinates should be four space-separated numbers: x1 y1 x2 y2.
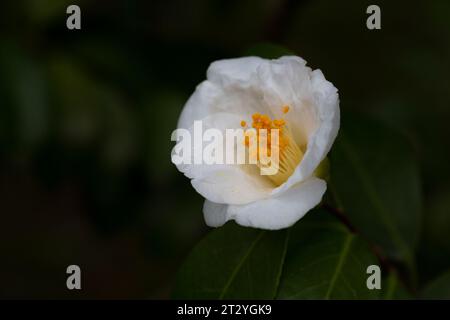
241 106 303 186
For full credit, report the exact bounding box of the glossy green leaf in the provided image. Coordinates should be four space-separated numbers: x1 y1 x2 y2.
173 209 379 299
330 114 422 269
172 223 288 299
277 210 378 299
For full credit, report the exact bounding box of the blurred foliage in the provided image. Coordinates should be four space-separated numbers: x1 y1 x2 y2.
381 273 411 299
421 270 450 299
0 0 449 298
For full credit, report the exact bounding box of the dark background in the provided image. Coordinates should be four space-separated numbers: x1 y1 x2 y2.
0 0 449 298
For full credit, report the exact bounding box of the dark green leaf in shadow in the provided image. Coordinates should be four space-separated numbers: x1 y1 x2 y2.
172 223 288 299
380 272 412 299
244 43 295 59
277 209 378 299
0 43 48 149
330 114 422 273
421 270 450 299
173 209 379 299
418 188 450 281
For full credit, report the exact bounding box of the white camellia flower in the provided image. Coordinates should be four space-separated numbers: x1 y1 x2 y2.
173 56 339 230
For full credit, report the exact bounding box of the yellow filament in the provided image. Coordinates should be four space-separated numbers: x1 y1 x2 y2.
242 106 303 186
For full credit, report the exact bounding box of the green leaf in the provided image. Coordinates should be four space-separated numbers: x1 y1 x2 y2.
0 43 48 149
243 43 295 59
172 222 288 299
330 114 422 270
173 209 379 299
277 210 378 299
380 272 412 299
418 188 450 280
421 270 450 299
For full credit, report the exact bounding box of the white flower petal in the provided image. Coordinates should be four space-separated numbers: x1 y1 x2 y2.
174 112 273 205
174 56 340 230
257 56 311 109
177 80 222 129
178 77 271 130
254 56 320 152
203 200 229 227
207 56 264 87
273 69 339 196
203 177 326 230
191 164 273 205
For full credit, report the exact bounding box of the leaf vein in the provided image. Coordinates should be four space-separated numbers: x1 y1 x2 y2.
324 233 353 299
218 230 265 299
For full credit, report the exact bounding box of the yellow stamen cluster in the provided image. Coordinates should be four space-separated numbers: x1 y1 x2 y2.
241 106 303 186
244 113 288 153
